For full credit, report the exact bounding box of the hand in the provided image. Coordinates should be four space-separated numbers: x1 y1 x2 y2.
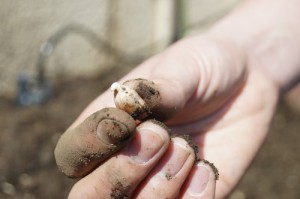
60 0 300 197
67 34 279 198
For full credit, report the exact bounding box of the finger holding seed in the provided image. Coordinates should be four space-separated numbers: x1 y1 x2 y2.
55 79 162 178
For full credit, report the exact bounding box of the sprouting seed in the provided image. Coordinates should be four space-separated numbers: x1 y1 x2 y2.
110 82 150 120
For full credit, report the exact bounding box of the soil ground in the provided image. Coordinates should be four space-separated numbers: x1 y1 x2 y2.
0 69 299 199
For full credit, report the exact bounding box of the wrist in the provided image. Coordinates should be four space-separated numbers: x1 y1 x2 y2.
242 27 300 96
208 0 300 96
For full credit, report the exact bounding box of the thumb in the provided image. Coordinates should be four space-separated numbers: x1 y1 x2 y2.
130 35 247 123
74 35 246 126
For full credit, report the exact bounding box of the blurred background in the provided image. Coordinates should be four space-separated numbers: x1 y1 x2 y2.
0 0 300 198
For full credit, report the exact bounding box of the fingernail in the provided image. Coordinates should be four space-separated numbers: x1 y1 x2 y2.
123 124 166 163
160 138 191 179
188 163 211 195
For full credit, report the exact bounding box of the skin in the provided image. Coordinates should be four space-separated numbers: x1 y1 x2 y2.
54 108 136 178
65 0 300 198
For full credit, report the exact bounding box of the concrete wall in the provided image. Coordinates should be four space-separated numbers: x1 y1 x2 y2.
0 0 240 98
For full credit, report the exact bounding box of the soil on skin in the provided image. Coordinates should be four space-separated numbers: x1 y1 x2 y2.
0 75 300 198
110 181 129 199
199 159 219 181
146 119 171 136
165 172 173 181
171 135 219 180
123 79 161 120
124 79 160 110
54 107 136 178
171 134 199 162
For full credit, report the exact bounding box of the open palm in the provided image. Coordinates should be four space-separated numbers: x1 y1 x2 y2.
67 36 279 198
170 67 278 198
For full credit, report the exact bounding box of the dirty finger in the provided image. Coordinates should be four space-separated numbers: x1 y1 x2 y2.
133 137 196 199
54 107 136 178
180 160 218 199
68 121 170 199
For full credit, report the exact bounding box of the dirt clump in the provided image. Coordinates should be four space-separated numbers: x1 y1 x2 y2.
110 181 129 199
165 172 173 181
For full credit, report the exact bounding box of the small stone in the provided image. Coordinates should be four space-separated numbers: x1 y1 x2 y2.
1 182 16 195
19 173 35 188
